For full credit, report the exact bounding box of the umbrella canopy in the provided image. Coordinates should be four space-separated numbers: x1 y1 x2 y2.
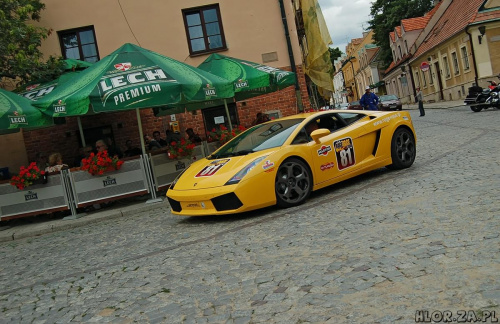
0 88 53 130
33 43 235 117
197 53 296 101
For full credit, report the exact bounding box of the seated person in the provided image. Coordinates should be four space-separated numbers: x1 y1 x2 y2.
153 131 168 147
124 140 142 157
318 117 338 132
292 121 319 144
45 153 69 173
186 128 202 144
144 135 162 151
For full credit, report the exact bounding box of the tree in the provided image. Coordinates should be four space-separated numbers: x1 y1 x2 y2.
328 47 343 72
368 0 433 68
0 0 64 89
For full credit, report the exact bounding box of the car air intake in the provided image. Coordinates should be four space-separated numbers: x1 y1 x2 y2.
167 197 182 212
211 193 243 211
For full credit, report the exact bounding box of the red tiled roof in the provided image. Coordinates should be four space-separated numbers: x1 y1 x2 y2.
384 61 396 74
413 0 485 60
473 9 500 24
402 16 430 31
395 26 402 37
389 31 395 42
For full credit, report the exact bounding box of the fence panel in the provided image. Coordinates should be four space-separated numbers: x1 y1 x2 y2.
70 158 149 208
0 174 69 221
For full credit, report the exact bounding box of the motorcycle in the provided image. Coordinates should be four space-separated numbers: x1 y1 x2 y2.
464 76 500 112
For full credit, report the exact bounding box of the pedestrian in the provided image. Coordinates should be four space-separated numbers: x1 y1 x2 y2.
359 86 379 111
416 87 425 117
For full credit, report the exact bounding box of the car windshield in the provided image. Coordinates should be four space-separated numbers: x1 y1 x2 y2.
380 95 398 101
208 118 304 159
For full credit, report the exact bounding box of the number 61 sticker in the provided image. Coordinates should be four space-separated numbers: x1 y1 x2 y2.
334 137 356 170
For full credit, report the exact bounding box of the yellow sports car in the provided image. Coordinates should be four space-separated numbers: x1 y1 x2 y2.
167 110 416 216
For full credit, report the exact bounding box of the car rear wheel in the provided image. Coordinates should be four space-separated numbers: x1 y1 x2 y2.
387 128 416 170
275 158 312 208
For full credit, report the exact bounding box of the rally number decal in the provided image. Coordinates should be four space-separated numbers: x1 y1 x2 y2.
334 137 356 170
195 159 230 177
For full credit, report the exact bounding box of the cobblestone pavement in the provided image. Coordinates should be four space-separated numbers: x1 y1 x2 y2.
0 105 499 323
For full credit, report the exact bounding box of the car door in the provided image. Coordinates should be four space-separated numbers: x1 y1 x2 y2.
308 113 378 186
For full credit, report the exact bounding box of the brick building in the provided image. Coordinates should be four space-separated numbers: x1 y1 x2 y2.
0 0 333 172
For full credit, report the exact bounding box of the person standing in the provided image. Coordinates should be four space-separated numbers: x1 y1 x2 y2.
359 86 379 111
416 87 425 117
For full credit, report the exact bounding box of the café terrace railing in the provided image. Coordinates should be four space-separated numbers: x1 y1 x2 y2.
0 141 220 221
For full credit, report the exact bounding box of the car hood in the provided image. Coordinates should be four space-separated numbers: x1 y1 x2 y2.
173 151 273 190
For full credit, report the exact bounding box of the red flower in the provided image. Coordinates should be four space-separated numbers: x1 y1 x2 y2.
80 150 124 176
10 162 45 190
167 139 195 160
208 124 246 146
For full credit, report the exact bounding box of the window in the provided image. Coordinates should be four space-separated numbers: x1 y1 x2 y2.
183 5 226 55
422 70 427 86
404 40 409 53
58 26 99 63
442 55 450 78
451 52 459 75
461 46 470 70
414 71 420 87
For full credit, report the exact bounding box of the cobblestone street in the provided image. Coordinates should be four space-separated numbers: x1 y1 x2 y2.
1 105 499 323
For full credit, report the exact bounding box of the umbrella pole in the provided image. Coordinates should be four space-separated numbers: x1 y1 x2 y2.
224 99 232 131
77 117 86 147
136 108 146 154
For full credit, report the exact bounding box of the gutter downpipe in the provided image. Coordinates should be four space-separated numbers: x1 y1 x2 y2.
278 0 304 111
350 58 358 100
465 25 479 85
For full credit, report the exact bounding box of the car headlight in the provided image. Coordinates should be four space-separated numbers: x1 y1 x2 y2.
225 155 268 185
169 166 189 190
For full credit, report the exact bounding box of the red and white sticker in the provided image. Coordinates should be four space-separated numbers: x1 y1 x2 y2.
262 160 274 170
320 162 335 171
317 145 332 156
334 137 356 170
195 159 230 177
114 62 132 71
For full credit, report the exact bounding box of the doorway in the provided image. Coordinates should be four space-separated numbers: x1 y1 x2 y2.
202 103 240 138
434 62 444 100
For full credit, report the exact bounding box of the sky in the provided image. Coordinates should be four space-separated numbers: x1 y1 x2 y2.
317 0 373 55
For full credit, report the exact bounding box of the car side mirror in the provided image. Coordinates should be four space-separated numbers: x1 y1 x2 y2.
311 128 330 143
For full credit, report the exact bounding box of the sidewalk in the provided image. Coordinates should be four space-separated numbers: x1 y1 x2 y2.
0 99 467 242
404 99 465 110
0 194 169 243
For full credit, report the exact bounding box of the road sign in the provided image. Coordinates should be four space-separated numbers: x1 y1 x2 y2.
420 62 430 72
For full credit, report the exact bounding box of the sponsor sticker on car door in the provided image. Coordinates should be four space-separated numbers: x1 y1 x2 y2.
334 137 356 170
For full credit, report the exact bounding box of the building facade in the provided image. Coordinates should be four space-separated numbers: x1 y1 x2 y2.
1 0 318 172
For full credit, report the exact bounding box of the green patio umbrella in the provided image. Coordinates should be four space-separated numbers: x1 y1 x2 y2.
33 43 235 153
33 43 235 117
155 54 297 129
0 88 53 131
197 53 296 100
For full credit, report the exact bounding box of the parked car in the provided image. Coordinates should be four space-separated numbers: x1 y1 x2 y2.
336 103 349 110
167 110 416 216
378 94 403 111
348 100 362 110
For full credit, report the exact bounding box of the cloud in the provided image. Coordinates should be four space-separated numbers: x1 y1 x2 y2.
317 0 372 54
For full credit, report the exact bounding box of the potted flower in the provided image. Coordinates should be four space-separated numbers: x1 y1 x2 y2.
208 124 246 146
167 138 196 160
10 162 46 190
80 150 124 176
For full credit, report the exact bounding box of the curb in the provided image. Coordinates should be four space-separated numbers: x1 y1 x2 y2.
0 199 169 243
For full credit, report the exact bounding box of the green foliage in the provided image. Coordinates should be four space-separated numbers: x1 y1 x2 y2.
328 47 344 72
0 0 64 88
368 0 433 68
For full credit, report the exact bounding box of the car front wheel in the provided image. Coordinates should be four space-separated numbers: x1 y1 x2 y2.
387 128 416 169
275 158 312 207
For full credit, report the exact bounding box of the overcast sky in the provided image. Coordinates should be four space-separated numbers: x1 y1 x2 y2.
317 0 373 55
